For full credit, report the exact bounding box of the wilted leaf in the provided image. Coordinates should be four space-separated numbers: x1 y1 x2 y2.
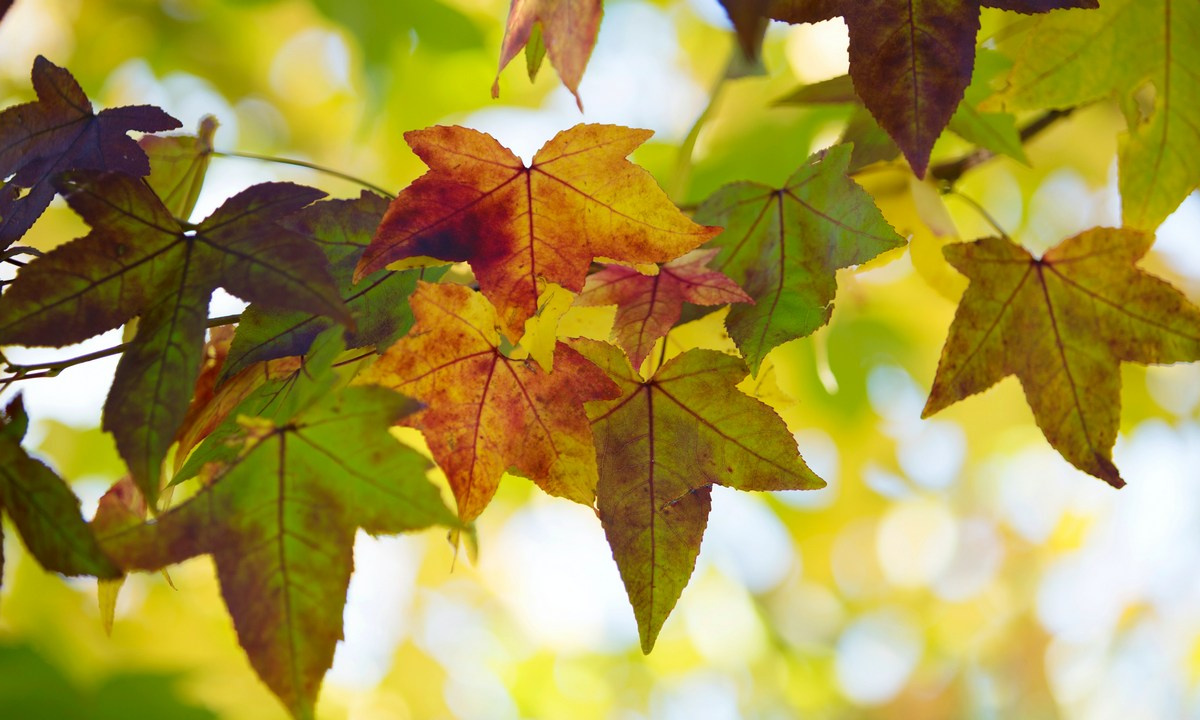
766 0 1097 176
694 144 905 372
576 249 753 369
0 56 180 247
923 228 1200 487
0 172 346 503
99 382 456 720
493 0 603 107
990 0 1200 229
355 282 620 521
221 192 445 383
0 395 120 586
571 339 823 652
354 124 719 341
91 475 148 635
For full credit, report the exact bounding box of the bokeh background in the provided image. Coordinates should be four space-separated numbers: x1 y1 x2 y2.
2 1 1200 718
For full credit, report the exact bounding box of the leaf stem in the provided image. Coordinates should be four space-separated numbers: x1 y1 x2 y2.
945 189 1012 241
210 149 394 198
929 108 1075 186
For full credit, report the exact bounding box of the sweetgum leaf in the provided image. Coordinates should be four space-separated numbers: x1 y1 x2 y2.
693 144 905 372
493 0 603 107
0 56 181 247
221 192 446 383
355 282 620 522
576 249 753 369
718 0 770 62
765 0 1097 176
0 395 120 584
923 228 1200 487
354 124 719 341
139 115 218 221
570 339 823 653
98 382 456 720
0 172 346 503
990 0 1200 230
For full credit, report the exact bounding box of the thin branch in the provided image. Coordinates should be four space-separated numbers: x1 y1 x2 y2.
945 189 1012 241
929 108 1075 186
210 149 394 198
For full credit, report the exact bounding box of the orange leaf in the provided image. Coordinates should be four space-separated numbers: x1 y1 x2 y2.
354 124 719 341
924 228 1200 487
493 0 603 107
355 282 620 521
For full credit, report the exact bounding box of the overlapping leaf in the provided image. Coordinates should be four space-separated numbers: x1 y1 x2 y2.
98 375 456 720
576 249 753 369
0 395 120 588
139 115 217 221
693 144 905 373
764 0 1097 176
354 124 719 340
493 0 603 107
990 0 1200 230
571 339 824 652
923 228 1200 487
221 192 445 383
0 172 346 503
355 282 620 521
0 56 181 247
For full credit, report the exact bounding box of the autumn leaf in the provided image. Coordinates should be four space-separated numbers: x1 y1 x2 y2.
766 0 1097 176
98 380 457 720
493 0 603 107
923 228 1200 487
570 339 824 652
139 115 218 221
576 249 753 369
989 0 1200 230
718 0 770 62
0 56 181 248
91 475 150 636
0 395 120 588
0 172 347 503
220 192 446 383
355 282 620 522
693 144 905 373
354 124 719 341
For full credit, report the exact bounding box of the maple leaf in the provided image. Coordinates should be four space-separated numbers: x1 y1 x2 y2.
718 0 770 62
923 228 1200 487
0 56 181 248
765 0 1097 176
989 0 1200 230
355 282 620 522
220 192 446 383
98 379 457 720
139 115 218 221
354 124 719 341
693 144 905 373
0 395 120 589
576 249 753 369
570 339 824 652
0 172 347 503
493 0 603 108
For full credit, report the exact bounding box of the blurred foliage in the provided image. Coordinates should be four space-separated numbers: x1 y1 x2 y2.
1 1 1199 719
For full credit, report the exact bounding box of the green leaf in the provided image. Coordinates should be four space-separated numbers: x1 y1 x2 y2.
0 172 347 503
220 192 446 384
0 395 120 583
990 0 1200 229
525 22 547 81
571 340 823 653
139 115 218 221
693 144 905 372
98 381 457 720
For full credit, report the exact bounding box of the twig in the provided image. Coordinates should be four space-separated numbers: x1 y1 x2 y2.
929 108 1075 186
210 149 394 198
945 189 1012 241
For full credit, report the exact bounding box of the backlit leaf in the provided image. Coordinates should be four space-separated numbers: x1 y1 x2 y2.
354 124 719 341
139 115 218 221
694 144 905 372
0 172 346 503
923 228 1200 487
0 56 180 247
355 282 620 521
493 0 603 107
576 249 753 369
571 339 824 652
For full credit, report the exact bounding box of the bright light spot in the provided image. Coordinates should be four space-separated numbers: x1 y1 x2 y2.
935 516 1003 601
1024 170 1096 254
330 533 423 688
785 19 850 83
683 569 768 666
864 463 913 500
783 428 840 509
0 0 74 78
898 420 965 490
478 498 637 653
653 672 742 720
270 29 352 107
835 609 923 705
876 497 958 588
1 327 124 429
831 519 888 599
1145 363 1200 417
1153 193 1200 278
700 487 795 592
769 580 845 648
867 364 925 428
984 445 1104 543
